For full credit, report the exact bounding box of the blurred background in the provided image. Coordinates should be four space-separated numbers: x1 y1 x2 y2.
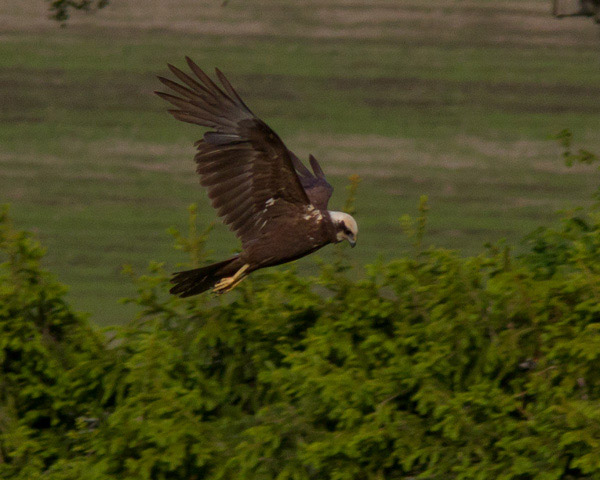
1 0 599 324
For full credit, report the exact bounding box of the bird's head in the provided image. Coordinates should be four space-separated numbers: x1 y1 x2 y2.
329 211 358 248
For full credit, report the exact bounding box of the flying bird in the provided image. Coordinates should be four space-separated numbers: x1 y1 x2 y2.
156 57 358 297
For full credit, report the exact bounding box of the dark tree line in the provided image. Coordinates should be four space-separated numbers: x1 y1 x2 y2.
47 0 110 23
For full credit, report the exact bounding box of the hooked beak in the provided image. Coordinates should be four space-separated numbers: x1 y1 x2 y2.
349 238 356 248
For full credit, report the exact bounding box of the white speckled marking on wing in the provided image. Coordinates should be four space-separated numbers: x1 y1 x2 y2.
303 205 322 222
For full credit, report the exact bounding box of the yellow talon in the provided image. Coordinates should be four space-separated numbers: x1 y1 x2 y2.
213 264 249 294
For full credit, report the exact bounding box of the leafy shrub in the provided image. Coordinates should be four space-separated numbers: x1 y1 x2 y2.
47 0 110 23
2 141 600 479
0 206 104 479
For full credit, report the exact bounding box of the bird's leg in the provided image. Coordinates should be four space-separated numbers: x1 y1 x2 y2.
213 264 250 294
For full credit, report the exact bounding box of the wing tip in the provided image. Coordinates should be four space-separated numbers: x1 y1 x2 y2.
309 154 326 178
185 56 205 76
166 63 180 75
154 90 172 101
157 75 174 87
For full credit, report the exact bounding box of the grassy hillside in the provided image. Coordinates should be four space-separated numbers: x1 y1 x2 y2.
1 0 599 324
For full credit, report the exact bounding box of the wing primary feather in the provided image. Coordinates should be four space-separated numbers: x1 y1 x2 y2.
157 90 231 125
309 154 326 178
199 162 249 180
168 109 231 129
290 151 312 177
195 150 247 168
167 63 212 97
155 91 204 112
209 181 250 207
185 57 231 102
204 132 243 145
200 169 252 187
169 110 214 127
221 197 254 223
232 215 257 234
194 144 241 157
196 151 253 171
233 216 256 237
213 192 244 210
208 175 250 196
215 68 253 112
158 76 207 102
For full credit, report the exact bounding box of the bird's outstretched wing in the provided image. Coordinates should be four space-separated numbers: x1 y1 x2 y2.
156 58 311 248
289 151 333 211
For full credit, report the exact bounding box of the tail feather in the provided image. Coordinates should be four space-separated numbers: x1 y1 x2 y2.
170 256 240 297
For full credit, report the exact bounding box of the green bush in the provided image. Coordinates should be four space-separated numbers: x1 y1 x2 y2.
2 141 600 478
0 206 104 478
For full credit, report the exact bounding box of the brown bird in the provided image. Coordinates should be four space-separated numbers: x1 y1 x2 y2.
156 57 358 297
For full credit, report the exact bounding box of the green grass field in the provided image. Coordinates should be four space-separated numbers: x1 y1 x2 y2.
2 0 600 324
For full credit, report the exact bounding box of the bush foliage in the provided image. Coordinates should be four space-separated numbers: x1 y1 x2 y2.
47 0 110 23
3 143 600 479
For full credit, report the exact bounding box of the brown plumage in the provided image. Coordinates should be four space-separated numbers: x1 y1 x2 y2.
156 58 358 297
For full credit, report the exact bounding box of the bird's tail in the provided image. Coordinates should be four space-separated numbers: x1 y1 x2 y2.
169 256 242 297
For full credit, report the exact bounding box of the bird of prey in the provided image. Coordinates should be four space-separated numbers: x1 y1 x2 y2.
156 57 358 297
